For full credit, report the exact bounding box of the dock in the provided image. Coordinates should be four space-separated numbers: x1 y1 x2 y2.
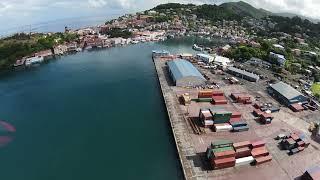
153 58 206 180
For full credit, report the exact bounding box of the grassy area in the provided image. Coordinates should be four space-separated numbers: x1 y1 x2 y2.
311 83 320 96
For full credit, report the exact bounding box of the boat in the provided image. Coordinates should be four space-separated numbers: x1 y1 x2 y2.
193 44 203 51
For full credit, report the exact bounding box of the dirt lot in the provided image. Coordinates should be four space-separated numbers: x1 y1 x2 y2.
170 64 320 179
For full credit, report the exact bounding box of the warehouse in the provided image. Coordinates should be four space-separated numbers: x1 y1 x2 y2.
227 67 260 82
268 82 308 106
167 59 206 87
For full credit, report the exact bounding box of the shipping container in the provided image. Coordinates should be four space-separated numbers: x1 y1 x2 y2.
212 146 234 153
251 140 266 148
233 125 249 132
197 98 213 102
235 156 254 166
213 157 236 168
233 141 251 149
211 140 233 149
213 149 235 160
231 112 242 118
251 147 269 158
255 155 272 165
213 112 232 121
212 90 224 96
214 123 233 132
229 118 242 124
230 121 247 128
235 147 252 158
198 90 213 98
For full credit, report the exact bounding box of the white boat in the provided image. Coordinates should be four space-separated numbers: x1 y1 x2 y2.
193 44 203 51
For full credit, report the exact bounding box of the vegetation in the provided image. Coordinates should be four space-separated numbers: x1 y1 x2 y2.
311 83 320 96
0 33 78 70
102 28 132 39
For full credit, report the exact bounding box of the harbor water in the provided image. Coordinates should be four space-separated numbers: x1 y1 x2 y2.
0 38 199 180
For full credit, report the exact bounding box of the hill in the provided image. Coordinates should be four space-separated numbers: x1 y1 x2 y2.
220 1 271 19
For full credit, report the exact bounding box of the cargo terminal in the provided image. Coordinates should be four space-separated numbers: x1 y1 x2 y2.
153 51 320 180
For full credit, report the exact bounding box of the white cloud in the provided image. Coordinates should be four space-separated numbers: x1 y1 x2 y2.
88 0 107 8
0 0 319 35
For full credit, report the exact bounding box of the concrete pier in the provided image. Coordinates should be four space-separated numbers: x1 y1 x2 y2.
153 58 206 180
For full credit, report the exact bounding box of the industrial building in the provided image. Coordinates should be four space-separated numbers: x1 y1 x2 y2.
227 67 260 82
268 82 308 106
167 59 206 87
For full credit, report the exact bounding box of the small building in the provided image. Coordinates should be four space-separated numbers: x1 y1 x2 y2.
227 67 260 82
167 59 206 87
270 52 286 66
196 54 214 63
268 82 308 106
214 55 231 67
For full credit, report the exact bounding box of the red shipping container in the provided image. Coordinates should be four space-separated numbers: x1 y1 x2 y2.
233 141 251 149
251 140 266 148
251 147 269 158
212 90 224 96
255 155 272 165
231 112 241 118
212 95 226 100
213 157 236 167
298 146 305 151
213 150 235 160
214 101 228 105
235 147 251 158
229 118 242 123
214 162 235 169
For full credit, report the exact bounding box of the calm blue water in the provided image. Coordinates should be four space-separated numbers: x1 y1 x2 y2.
0 39 197 180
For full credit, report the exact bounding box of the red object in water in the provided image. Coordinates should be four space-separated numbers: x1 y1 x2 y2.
0 120 16 132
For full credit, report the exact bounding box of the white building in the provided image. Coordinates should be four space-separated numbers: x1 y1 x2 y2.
25 56 44 66
196 54 214 63
214 55 231 67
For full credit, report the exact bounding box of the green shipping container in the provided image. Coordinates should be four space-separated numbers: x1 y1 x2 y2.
211 140 233 149
197 98 212 102
212 146 234 153
213 112 232 122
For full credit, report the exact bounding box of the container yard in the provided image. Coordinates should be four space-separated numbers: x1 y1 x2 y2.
153 53 320 180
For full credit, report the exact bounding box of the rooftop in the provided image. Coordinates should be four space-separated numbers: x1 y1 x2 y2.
269 82 307 103
167 59 205 81
227 67 260 80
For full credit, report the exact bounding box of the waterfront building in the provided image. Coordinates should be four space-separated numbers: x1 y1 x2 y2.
167 59 206 87
268 82 308 106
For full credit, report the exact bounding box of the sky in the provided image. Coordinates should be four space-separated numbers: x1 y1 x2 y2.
0 0 319 34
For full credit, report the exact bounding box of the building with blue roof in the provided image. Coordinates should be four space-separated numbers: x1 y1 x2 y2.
167 59 206 87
